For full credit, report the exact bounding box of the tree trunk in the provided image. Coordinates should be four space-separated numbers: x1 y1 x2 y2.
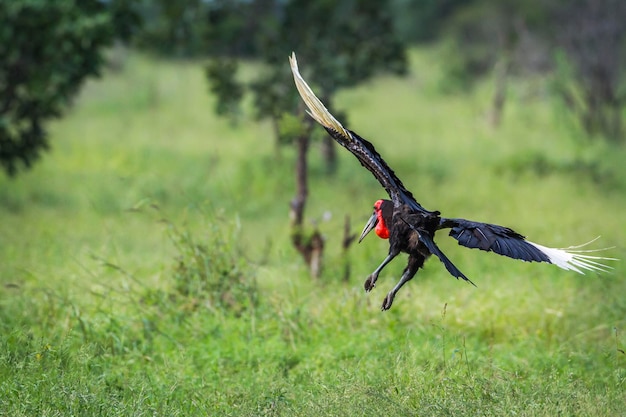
290 132 325 278
290 134 309 227
319 94 338 174
342 215 357 282
490 53 510 127
320 136 338 174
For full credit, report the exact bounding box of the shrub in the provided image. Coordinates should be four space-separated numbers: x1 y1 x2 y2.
166 215 259 316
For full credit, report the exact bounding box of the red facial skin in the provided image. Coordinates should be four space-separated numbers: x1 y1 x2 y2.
374 199 390 239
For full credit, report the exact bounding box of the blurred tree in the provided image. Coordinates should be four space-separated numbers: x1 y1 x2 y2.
206 0 407 156
205 59 243 119
391 0 472 42
204 0 272 57
441 0 553 126
133 0 206 57
205 0 407 276
0 0 139 176
439 0 626 140
552 0 626 142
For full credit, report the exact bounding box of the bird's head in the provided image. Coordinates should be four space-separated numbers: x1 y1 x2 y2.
359 199 393 242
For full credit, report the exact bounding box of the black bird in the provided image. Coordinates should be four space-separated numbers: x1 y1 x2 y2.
289 53 615 310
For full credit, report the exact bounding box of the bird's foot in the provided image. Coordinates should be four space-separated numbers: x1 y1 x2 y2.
364 274 377 292
381 292 395 311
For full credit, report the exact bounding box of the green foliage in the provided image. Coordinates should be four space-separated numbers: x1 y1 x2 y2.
498 143 626 191
439 0 626 142
166 214 258 316
206 0 408 137
439 1 518 91
391 0 472 42
550 0 626 142
132 0 209 57
204 0 261 57
205 58 243 119
0 0 134 176
277 112 309 145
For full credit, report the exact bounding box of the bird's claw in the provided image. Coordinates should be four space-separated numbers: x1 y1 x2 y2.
381 292 395 311
364 275 376 292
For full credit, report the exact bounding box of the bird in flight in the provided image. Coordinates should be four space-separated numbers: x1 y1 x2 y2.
288 53 616 310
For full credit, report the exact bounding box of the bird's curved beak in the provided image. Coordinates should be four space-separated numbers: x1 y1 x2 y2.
359 212 378 243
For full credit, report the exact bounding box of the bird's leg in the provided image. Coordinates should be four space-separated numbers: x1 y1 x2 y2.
381 254 425 311
364 250 399 292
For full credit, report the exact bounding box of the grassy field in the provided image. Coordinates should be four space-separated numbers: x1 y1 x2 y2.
1 47 625 416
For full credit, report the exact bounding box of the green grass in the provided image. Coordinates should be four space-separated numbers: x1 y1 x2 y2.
1 47 625 416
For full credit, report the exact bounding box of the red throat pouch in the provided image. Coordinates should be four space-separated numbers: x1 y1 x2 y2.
375 210 390 239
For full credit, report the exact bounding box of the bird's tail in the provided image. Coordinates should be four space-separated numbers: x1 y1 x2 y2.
526 237 618 274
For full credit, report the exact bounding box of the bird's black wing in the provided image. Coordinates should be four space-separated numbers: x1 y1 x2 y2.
289 53 433 215
439 217 616 274
418 232 476 286
439 217 551 262
340 128 433 214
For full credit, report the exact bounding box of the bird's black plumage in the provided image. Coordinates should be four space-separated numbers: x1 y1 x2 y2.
289 53 615 310
332 127 434 215
441 218 551 263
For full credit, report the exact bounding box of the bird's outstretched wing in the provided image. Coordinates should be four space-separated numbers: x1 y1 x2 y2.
419 232 476 286
289 52 432 214
440 218 616 273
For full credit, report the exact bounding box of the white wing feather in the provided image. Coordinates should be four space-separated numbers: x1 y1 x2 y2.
527 238 617 274
288 52 352 140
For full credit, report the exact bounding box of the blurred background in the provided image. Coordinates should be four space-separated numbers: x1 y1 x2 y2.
4 0 626 175
1 0 625 415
